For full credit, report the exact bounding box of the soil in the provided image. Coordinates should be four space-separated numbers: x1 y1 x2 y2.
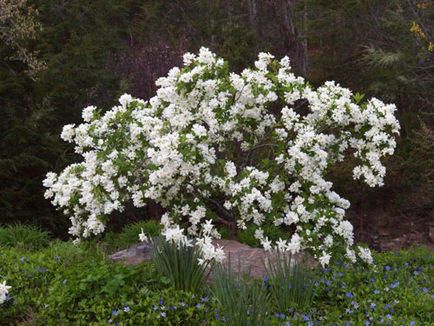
349 207 434 252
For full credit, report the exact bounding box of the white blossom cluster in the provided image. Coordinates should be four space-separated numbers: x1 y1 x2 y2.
0 281 11 305
43 48 400 266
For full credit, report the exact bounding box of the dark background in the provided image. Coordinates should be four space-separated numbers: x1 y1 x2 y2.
1 0 432 249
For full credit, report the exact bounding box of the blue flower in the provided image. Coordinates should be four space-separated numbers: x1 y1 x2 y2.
384 304 390 310
370 303 376 309
390 281 399 289
346 292 353 298
153 305 158 311
422 287 428 293
370 277 375 283
262 275 268 287
112 309 119 316
386 314 392 320
159 298 164 305
302 314 310 321
201 296 209 302
373 290 380 294
338 272 344 277
410 321 415 326
20 256 26 263
195 303 202 309
275 312 285 319
123 304 130 312
351 301 359 309
384 265 391 271
160 312 166 318
36 266 47 273
365 321 370 326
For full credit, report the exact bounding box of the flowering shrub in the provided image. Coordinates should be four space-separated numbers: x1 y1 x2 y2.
0 281 11 305
43 48 399 266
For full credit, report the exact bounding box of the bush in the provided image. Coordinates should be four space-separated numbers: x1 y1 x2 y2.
44 47 400 267
118 220 162 245
0 223 50 250
102 220 163 251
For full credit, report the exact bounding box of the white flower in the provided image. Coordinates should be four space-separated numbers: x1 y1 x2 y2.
60 124 75 142
162 226 191 247
139 228 148 242
43 47 399 267
261 237 272 251
119 93 133 107
319 252 331 267
0 281 11 305
82 105 96 122
358 247 373 264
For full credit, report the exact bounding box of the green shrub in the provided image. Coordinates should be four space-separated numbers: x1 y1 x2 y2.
152 237 211 293
103 220 163 251
0 223 50 250
0 241 215 325
212 259 272 326
119 220 162 244
238 224 290 247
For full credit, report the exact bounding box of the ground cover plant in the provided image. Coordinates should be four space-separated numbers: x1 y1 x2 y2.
0 227 432 325
43 48 400 268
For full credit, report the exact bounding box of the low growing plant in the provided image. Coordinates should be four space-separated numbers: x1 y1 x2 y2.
264 251 314 314
152 236 211 293
212 259 272 326
0 223 50 250
104 220 163 251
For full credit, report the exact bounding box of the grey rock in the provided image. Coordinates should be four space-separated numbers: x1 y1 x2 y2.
109 239 310 278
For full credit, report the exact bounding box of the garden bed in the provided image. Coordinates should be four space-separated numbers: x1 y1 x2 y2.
1 230 432 325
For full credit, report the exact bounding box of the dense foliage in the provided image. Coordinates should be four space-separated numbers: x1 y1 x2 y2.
44 48 400 265
0 228 432 324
